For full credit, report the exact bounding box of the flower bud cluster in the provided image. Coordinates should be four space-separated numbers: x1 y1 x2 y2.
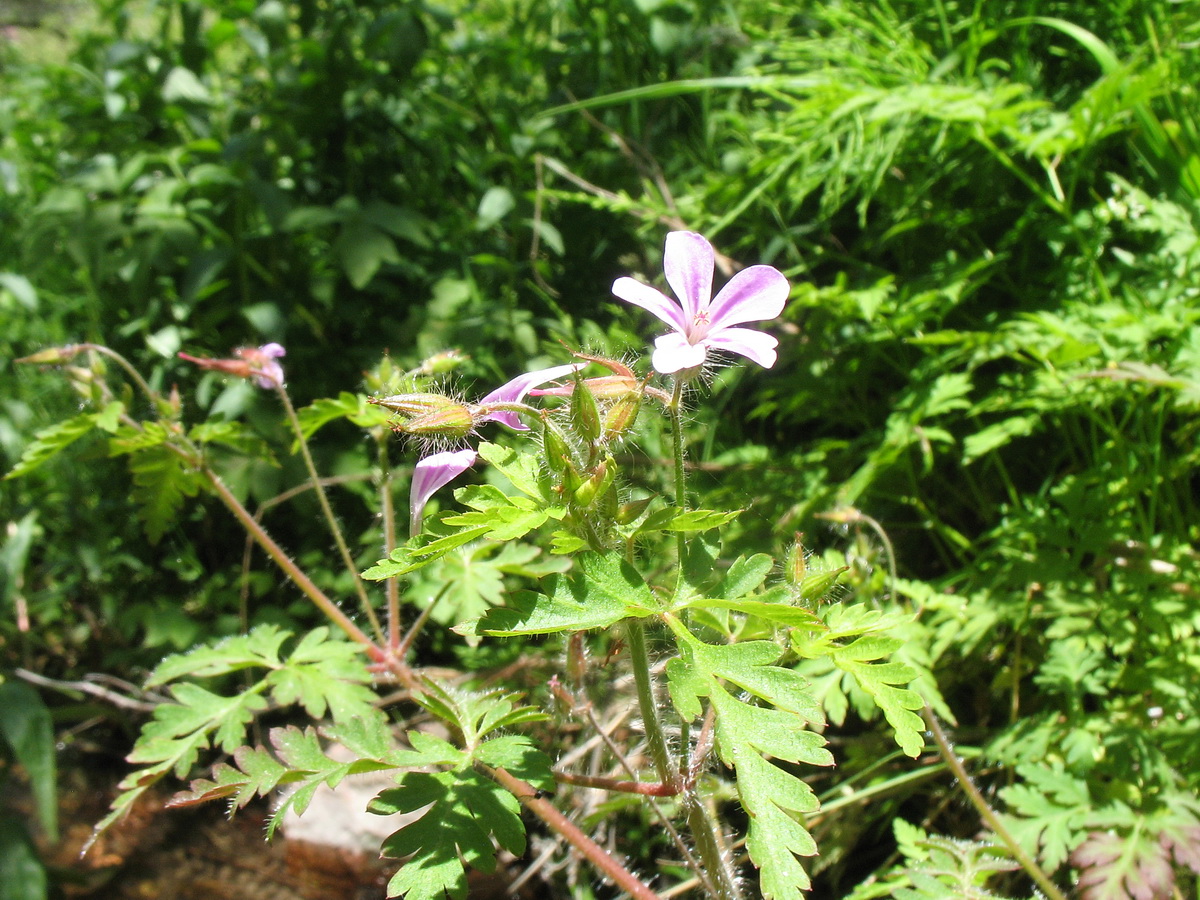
535 354 669 550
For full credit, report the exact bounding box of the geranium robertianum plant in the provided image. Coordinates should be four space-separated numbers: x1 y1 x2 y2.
8 232 939 900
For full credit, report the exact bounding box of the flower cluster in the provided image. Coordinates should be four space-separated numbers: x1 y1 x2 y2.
396 230 789 534
371 364 582 532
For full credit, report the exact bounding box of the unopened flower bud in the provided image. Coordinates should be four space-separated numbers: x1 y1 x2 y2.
370 392 457 417
569 371 602 445
603 389 642 442
15 345 83 365
784 533 808 586
795 565 849 611
419 350 467 376
369 391 478 439
397 403 475 439
541 416 578 477
572 456 615 509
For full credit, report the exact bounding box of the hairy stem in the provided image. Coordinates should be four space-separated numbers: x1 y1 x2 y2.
277 386 384 642
376 433 403 651
923 706 1068 900
201 468 385 663
633 377 743 899
484 764 663 900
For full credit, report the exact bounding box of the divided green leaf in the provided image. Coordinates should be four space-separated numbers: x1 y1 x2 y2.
467 550 657 637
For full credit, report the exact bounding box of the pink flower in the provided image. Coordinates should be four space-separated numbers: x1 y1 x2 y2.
612 231 789 374
404 363 580 533
410 448 477 534
475 363 584 430
178 342 286 389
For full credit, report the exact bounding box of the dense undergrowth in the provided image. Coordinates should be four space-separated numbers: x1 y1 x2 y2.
3 1 1200 898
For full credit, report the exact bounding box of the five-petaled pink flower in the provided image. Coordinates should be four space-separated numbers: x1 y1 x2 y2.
612 231 789 375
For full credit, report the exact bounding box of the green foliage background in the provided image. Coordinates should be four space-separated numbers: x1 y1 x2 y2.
4 0 1200 897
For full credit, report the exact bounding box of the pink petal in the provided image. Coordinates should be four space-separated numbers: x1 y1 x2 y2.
478 363 583 430
259 342 286 359
706 265 789 329
651 332 709 374
663 231 714 322
706 326 780 368
410 448 477 534
612 277 688 333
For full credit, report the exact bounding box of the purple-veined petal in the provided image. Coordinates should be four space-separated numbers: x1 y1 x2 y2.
612 277 689 333
706 265 789 330
705 326 780 368
410 448 477 534
651 332 709 374
477 362 583 430
663 231 714 322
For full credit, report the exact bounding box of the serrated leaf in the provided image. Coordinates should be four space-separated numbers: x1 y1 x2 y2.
830 637 926 757
363 524 492 580
4 413 100 480
147 624 291 685
998 762 1093 872
468 551 657 636
678 532 720 602
107 420 174 455
295 392 390 439
442 505 551 541
266 627 380 724
474 736 554 789
1074 827 1175 900
638 507 742 534
721 553 776 598
168 748 288 810
187 420 273 459
134 682 268 760
477 441 548 500
679 592 826 629
708 687 832 900
127 445 203 544
377 767 526 900
677 634 825 723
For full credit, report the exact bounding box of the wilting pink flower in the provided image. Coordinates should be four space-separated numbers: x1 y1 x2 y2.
178 342 286 389
612 231 789 374
410 448 477 534
475 363 584 430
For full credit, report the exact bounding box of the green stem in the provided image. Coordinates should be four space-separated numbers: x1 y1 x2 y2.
630 375 742 899
376 433 403 652
668 378 688 581
277 386 384 643
75 344 158 406
923 707 1068 900
625 619 676 787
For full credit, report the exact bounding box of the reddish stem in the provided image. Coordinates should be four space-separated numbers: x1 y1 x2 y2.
554 770 681 796
484 765 664 900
